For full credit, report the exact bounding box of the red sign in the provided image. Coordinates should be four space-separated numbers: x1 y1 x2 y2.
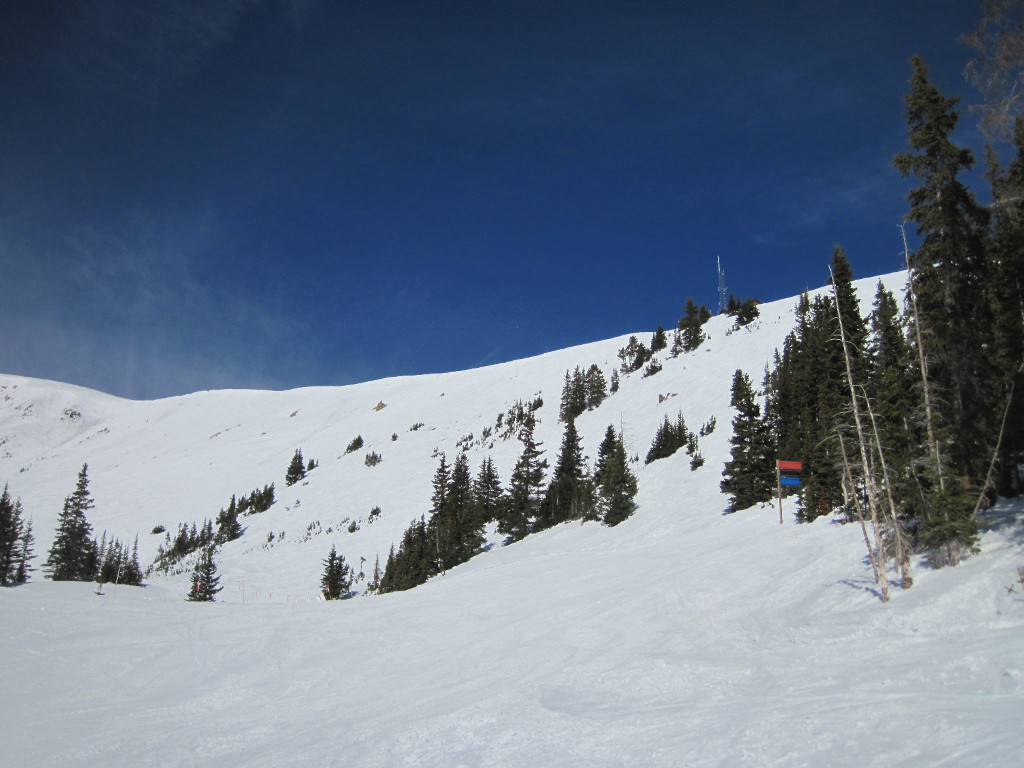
777 460 803 471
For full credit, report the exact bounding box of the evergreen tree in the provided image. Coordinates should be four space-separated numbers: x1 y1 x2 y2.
584 364 608 410
215 495 245 544
366 553 383 594
762 291 849 521
651 325 668 353
498 417 547 543
14 519 34 584
678 297 709 352
617 335 652 374
645 412 690 464
866 282 919 520
558 368 589 422
97 533 120 584
830 247 868 379
285 449 307 486
720 371 775 512
594 425 619 483
538 419 594 529
560 365 607 422
472 456 504 527
96 533 142 586
0 484 25 585
985 118 1024 496
187 547 222 602
596 427 638 526
726 295 760 326
320 544 352 599
894 56 994 557
670 329 684 358
430 452 483 571
378 545 397 593
379 517 434 593
121 535 142 586
44 464 98 581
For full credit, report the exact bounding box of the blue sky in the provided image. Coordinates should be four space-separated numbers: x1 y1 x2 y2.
0 1 986 400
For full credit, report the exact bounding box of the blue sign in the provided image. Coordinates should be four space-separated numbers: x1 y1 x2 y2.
780 476 802 487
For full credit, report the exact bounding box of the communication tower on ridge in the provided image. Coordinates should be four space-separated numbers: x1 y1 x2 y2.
717 256 727 315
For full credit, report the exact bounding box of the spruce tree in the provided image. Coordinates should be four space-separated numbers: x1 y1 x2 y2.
830 247 868 380
0 485 25 585
678 297 708 352
866 282 918 520
594 425 619 483
216 495 244 544
584 364 608 410
538 419 593 529
378 544 397 593
645 413 690 465
617 335 651 374
187 548 222 601
44 464 98 581
720 370 775 512
97 534 121 584
559 368 590 422
430 452 482 571
651 326 668 353
894 56 994 558
121 535 142 586
498 417 547 543
320 544 352 599
14 519 34 584
596 427 638 526
986 118 1024 496
379 517 434 593
285 449 307 486
472 456 505 526
763 292 848 521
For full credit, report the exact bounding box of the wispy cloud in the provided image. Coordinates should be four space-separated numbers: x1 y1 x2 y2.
0 209 317 399
49 1 261 105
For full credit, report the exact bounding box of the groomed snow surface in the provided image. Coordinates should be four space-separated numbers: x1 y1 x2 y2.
2 272 1023 767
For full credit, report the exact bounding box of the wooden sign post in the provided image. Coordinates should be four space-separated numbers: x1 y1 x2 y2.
776 460 802 524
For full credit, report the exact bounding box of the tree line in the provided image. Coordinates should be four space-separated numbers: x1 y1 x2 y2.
720 55 1024 593
375 414 638 594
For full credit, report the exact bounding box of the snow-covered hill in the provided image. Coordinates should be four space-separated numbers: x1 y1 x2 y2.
3 270 1024 767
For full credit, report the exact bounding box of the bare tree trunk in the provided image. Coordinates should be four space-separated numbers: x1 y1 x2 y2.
863 389 912 589
831 265 892 598
839 431 887 601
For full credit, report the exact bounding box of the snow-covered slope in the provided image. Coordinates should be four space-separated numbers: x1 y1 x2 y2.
3 270 1024 767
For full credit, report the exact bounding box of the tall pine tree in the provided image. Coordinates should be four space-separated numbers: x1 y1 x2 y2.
320 544 352 599
187 547 222 602
0 485 27 585
498 417 547 543
894 56 994 560
538 419 594 529
985 117 1024 496
44 464 97 581
720 370 775 512
472 456 505 527
595 427 638 526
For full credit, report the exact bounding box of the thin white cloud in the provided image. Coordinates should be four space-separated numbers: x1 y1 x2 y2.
0 209 319 399
50 1 261 105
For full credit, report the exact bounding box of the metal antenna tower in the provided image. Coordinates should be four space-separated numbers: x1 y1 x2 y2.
717 256 727 314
